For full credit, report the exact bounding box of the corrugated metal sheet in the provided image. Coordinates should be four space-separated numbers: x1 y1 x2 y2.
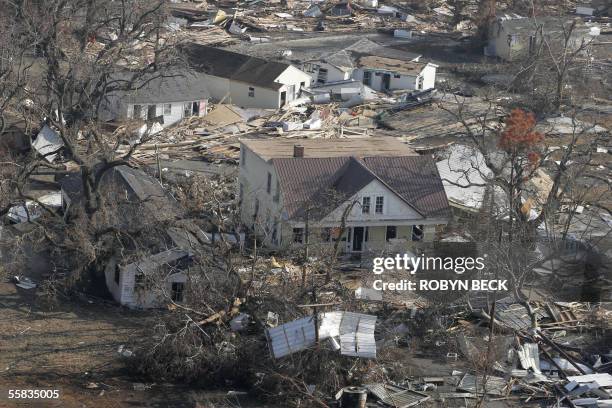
266 316 316 358
365 383 430 407
338 312 377 358
268 312 377 359
517 343 541 373
457 374 507 396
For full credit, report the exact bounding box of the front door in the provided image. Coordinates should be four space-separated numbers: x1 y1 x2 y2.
280 91 287 106
352 227 364 252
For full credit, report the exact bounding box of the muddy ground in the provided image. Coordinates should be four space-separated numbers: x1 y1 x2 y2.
0 282 272 408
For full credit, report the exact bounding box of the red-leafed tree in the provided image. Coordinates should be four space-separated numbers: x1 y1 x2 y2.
498 108 544 241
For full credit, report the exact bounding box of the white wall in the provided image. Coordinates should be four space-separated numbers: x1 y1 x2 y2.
238 144 284 244
104 255 188 309
301 61 351 85
125 100 207 127
321 179 424 226
352 64 436 92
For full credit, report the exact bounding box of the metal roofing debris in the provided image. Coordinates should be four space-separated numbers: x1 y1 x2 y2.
365 383 430 407
517 343 542 373
33 125 64 163
338 312 377 358
267 316 317 358
355 287 383 301
457 373 507 396
567 374 612 388
267 311 377 359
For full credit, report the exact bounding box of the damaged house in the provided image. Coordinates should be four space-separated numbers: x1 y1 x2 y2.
58 165 199 308
100 70 210 128
184 43 312 109
485 15 600 61
297 38 434 92
238 139 450 254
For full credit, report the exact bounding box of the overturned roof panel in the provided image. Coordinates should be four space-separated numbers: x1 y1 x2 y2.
267 316 316 358
33 125 63 163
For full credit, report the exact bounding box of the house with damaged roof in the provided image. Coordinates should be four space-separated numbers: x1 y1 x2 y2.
100 70 211 128
238 139 450 253
184 43 312 109
298 38 437 93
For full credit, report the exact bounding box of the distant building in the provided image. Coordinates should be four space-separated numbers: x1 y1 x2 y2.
238 139 450 254
485 15 600 61
352 57 438 92
296 38 435 92
100 70 210 128
184 44 312 109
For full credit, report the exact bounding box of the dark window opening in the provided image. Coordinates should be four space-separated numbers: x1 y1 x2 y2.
293 228 304 243
171 282 185 302
248 87 255 97
147 104 157 120
133 104 142 119
363 71 372 86
386 226 397 241
135 273 144 288
320 228 331 242
412 225 424 241
114 265 120 284
267 173 272 194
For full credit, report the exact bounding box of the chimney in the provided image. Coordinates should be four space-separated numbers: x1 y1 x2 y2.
293 144 304 158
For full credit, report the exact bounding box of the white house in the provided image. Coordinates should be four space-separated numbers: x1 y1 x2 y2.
104 248 189 309
352 57 438 92
295 38 432 92
485 15 600 61
184 43 312 109
300 50 354 85
101 70 210 127
238 139 450 254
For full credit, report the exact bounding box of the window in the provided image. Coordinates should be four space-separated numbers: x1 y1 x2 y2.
163 104 172 115
300 81 305 90
412 225 424 241
292 228 304 243
114 265 120 284
248 87 255 97
272 218 279 244
267 172 272 194
171 282 185 302
147 104 157 120
362 71 372 86
417 76 424 90
386 226 397 241
317 68 328 84
183 102 193 117
375 196 384 214
394 74 401 78
132 104 142 119
135 273 144 288
253 198 259 219
320 227 331 242
273 180 280 203
362 196 371 214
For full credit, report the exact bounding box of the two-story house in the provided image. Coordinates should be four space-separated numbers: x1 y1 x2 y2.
238 139 450 254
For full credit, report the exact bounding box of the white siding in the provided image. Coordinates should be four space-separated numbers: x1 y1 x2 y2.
353 64 436 92
301 61 351 84
322 179 424 226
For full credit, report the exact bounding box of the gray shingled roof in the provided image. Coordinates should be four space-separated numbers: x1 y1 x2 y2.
184 43 292 90
115 70 210 104
273 155 450 221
